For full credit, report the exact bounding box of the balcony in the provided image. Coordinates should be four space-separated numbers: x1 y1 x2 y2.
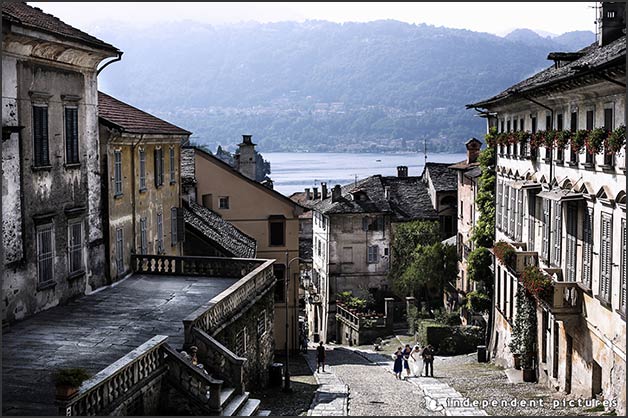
543 279 582 317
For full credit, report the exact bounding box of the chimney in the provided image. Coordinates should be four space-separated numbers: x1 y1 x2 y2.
237 134 257 181
384 186 391 200
331 184 342 202
598 2 626 46
465 138 482 164
305 188 311 200
313 187 319 200
397 166 408 177
321 182 328 199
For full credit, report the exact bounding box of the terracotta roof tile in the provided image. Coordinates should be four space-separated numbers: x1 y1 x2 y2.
98 92 191 136
2 2 118 52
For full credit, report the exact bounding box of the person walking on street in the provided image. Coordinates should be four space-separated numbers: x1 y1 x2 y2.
393 347 404 379
402 344 412 379
422 344 435 377
410 345 423 377
316 341 326 373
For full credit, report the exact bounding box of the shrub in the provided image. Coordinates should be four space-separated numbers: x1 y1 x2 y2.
467 247 493 284
493 241 516 268
520 266 553 301
53 368 90 387
586 127 608 154
466 290 492 313
555 130 571 148
571 129 588 152
606 125 626 153
435 309 462 326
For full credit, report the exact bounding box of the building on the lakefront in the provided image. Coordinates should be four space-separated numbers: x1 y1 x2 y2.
181 138 305 352
309 166 441 343
98 92 191 281
467 2 625 413
447 138 484 324
1 2 121 324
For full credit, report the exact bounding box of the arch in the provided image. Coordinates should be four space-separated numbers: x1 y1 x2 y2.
616 190 626 205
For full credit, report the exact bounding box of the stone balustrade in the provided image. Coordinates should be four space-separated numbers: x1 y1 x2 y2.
336 303 387 330
191 328 246 394
545 281 582 316
131 254 263 279
59 335 169 416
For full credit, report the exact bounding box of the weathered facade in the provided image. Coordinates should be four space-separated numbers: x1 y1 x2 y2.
421 162 459 239
98 92 190 281
181 142 304 351
2 2 120 323
309 169 439 343
468 3 626 413
448 139 484 324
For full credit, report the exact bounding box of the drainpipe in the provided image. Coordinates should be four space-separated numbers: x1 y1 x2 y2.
131 134 146 253
97 51 123 76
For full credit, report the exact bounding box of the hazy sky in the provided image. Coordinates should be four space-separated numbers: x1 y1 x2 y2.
30 2 597 36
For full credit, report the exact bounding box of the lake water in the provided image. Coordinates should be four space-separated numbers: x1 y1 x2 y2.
262 152 468 196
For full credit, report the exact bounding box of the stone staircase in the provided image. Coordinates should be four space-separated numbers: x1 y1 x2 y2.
219 386 270 416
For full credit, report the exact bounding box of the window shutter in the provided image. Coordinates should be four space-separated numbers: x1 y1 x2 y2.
621 219 626 311
542 199 549 261
600 214 612 301
177 207 185 242
154 149 160 188
582 208 593 288
65 108 79 164
33 106 49 166
160 150 165 186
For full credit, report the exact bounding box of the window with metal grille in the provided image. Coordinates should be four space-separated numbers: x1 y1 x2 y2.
33 105 50 167
541 199 550 261
114 150 123 196
599 213 613 303
157 213 163 253
37 223 54 283
257 310 267 337
367 245 379 264
551 201 562 267
621 219 626 314
64 107 79 165
169 146 176 184
582 208 594 288
139 148 146 191
219 196 229 209
116 228 124 274
565 204 577 282
603 108 614 166
585 110 594 165
235 328 247 356
154 148 164 187
140 218 147 254
68 221 83 275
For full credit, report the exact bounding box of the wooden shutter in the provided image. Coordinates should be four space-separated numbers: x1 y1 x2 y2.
565 205 577 282
599 214 612 301
154 149 160 187
542 199 550 261
177 207 185 242
552 201 562 266
33 105 49 166
516 189 523 241
527 190 536 250
65 107 79 164
621 219 626 312
160 149 165 186
582 208 593 288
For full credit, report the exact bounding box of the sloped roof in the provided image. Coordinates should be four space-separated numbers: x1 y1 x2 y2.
468 37 626 108
181 147 196 187
424 162 458 192
2 2 119 52
314 175 437 221
290 191 321 210
463 166 482 180
98 92 191 136
184 200 256 258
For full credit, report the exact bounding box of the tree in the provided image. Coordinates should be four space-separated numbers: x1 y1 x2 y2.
466 247 493 290
472 144 496 248
388 220 441 284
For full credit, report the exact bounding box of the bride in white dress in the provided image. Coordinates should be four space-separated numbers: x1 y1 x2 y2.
409 345 423 377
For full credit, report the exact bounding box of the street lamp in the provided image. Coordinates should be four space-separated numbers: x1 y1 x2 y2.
284 252 311 393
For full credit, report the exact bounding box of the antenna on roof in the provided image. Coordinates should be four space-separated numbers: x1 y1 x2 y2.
354 174 358 187
590 2 599 43
423 138 428 164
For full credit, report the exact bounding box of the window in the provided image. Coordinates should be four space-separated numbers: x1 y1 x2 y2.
551 201 562 267
274 264 286 302
269 216 286 246
585 110 595 165
169 146 176 183
565 204 577 282
67 221 83 275
500 120 505 133
582 208 594 289
37 223 54 284
235 328 247 356
367 245 379 264
362 217 369 231
556 114 564 162
33 105 50 167
531 116 538 158
509 187 516 237
527 190 536 251
513 119 518 132
317 239 322 257
201 193 213 209
599 213 613 303
460 200 464 218
171 207 177 247
114 150 123 196
603 107 614 166
157 213 164 254
154 148 164 187
64 107 79 165
541 198 550 261
507 120 511 132
140 218 148 254
139 148 146 191
257 310 267 336
516 190 523 242
496 181 503 230
621 219 626 315
570 111 578 164
545 114 552 159
219 196 230 209
116 228 124 275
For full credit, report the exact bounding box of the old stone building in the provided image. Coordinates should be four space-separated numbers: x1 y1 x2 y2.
421 162 459 239
448 138 484 323
181 140 304 352
468 2 625 413
2 2 120 323
309 167 439 343
98 92 191 281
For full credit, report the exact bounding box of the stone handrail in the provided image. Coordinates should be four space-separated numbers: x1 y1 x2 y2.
60 335 169 416
182 259 275 344
336 304 387 330
191 328 246 394
161 344 224 414
131 254 263 279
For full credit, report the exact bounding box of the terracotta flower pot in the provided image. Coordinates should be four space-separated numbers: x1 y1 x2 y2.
56 384 79 400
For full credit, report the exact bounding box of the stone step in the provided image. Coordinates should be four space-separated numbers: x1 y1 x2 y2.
222 392 250 416
238 399 261 416
257 409 272 416
219 387 236 407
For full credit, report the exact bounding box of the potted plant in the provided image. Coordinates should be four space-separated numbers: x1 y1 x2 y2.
493 241 516 269
571 129 588 153
586 127 608 155
53 368 90 400
521 266 553 302
555 130 571 150
543 130 556 150
530 130 545 151
605 125 626 153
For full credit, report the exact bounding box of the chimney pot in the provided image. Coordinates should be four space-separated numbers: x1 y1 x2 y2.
397 166 408 177
321 182 328 199
305 188 311 200
313 187 319 200
242 134 253 145
331 184 342 202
